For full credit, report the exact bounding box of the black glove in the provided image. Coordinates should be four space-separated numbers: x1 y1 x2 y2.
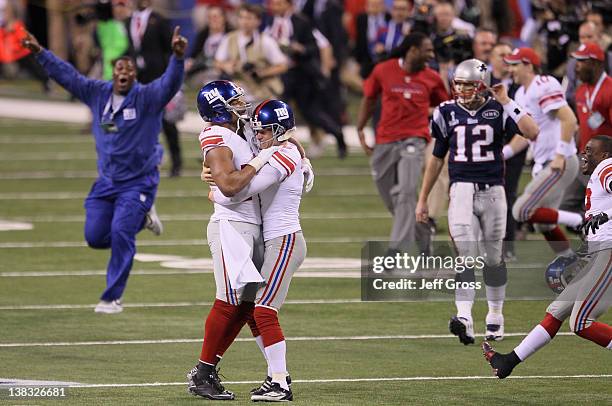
579 212 609 236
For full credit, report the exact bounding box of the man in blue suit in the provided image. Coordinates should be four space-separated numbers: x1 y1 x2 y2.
21 26 187 314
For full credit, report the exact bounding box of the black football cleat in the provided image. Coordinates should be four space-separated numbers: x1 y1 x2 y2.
482 341 520 379
187 365 235 400
251 381 293 402
251 375 292 396
449 316 475 345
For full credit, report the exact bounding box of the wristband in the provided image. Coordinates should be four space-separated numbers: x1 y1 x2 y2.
247 155 266 171
503 100 527 123
556 141 574 157
502 145 515 160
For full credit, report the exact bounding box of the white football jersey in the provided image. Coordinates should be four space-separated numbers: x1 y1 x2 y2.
514 75 576 172
585 157 612 243
199 125 261 225
260 143 303 241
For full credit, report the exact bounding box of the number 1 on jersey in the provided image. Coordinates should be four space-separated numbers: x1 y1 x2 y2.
453 124 495 163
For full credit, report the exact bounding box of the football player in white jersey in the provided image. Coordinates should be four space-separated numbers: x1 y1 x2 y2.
211 100 305 402
417 59 539 345
483 135 612 379
187 81 283 400
503 48 582 257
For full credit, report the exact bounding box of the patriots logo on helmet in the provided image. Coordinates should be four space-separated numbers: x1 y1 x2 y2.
274 107 289 121
478 63 487 72
204 88 222 104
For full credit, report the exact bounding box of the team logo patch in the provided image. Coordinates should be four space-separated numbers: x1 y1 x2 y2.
274 107 289 120
204 88 222 103
482 109 500 119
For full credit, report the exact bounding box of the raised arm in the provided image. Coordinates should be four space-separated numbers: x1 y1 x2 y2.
490 83 539 140
22 29 104 106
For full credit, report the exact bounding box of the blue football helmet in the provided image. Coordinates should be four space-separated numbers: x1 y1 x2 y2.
196 80 250 123
251 100 295 148
545 253 582 294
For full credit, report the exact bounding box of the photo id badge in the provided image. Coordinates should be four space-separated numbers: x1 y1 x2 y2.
587 112 604 129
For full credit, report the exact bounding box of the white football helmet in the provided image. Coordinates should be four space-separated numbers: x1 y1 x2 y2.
453 58 491 106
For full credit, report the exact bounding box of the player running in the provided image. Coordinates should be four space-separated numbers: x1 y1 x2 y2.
210 100 306 402
416 59 539 345
503 48 582 257
187 80 282 400
483 135 612 378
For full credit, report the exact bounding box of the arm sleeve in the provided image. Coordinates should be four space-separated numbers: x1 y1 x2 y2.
35 50 105 106
430 107 450 158
213 164 284 205
140 55 185 113
599 164 612 194
199 128 227 157
538 77 567 114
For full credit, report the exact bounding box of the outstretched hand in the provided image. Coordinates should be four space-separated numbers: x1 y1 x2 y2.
172 26 188 58
21 29 42 54
487 83 511 105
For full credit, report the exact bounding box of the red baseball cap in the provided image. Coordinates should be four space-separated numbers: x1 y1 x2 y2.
571 42 605 61
504 47 541 67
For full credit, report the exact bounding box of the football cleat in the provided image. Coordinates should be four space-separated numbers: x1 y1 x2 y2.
449 316 475 345
251 375 292 396
144 204 163 236
485 314 504 341
482 341 520 379
187 365 235 400
94 299 123 314
251 382 293 402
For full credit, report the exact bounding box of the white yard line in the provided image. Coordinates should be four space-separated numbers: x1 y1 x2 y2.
7 212 390 223
0 332 577 348
0 190 378 200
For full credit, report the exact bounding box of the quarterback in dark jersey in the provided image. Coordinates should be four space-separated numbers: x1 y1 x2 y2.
416 59 539 345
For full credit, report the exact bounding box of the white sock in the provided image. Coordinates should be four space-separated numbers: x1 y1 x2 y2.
514 324 552 361
486 284 506 316
455 288 475 320
607 340 612 350
557 210 583 227
265 341 288 390
254 335 271 377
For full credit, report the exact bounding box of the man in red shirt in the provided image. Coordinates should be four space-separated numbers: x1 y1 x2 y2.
357 32 449 254
561 42 612 218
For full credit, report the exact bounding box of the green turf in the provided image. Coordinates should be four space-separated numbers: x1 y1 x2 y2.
0 117 610 404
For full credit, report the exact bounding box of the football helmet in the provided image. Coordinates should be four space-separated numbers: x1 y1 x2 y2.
453 58 491 105
545 253 582 294
196 80 251 123
251 99 295 148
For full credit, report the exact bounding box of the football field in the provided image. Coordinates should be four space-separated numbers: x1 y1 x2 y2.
0 117 610 405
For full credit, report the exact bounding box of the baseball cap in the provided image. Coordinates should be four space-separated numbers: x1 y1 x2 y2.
503 47 541 67
571 42 605 61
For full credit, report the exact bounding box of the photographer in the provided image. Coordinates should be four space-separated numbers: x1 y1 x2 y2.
214 4 287 103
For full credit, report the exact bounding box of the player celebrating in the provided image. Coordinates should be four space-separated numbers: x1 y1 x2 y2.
211 100 306 402
503 48 582 257
187 81 282 400
416 59 539 345
483 135 612 378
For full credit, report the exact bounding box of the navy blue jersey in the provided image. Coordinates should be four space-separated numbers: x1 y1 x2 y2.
430 98 521 186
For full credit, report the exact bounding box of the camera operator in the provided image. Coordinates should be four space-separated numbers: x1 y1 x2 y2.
215 4 288 104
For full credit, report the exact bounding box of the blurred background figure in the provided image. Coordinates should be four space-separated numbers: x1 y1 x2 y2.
215 3 287 104
127 0 185 178
353 0 389 79
186 6 230 85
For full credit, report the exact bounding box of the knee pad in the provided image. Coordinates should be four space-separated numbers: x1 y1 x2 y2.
456 266 475 283
483 262 507 287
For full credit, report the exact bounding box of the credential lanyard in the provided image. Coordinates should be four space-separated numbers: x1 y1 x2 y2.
585 72 606 112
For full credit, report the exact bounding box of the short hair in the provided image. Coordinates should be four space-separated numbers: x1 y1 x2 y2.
592 135 612 154
239 3 263 19
389 31 428 58
112 55 135 67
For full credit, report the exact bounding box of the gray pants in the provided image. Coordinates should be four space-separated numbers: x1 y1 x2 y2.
207 220 264 304
256 232 307 310
547 248 611 332
371 137 430 253
513 155 579 232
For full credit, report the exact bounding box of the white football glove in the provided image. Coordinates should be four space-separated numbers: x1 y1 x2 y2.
302 157 314 193
247 146 282 171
